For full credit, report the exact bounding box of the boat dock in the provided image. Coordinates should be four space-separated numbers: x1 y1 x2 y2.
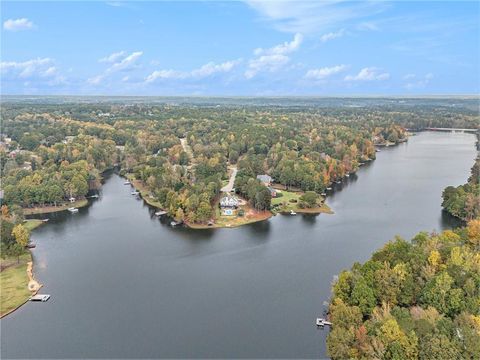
316 318 332 327
30 294 50 302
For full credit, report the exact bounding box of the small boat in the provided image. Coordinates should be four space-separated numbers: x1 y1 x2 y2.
89 194 99 198
326 187 332 191
67 207 78 213
30 294 50 302
336 180 341 184
316 318 332 327
375 149 381 153
42 219 49 222
345 174 350 178
26 243 36 249
170 220 183 227
131 191 139 196
155 210 167 216
124 181 131 185
290 210 297 215
321 193 327 197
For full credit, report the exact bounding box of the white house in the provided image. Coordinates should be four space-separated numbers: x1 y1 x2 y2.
220 195 239 208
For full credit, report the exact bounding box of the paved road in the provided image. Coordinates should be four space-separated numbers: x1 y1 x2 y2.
221 166 237 192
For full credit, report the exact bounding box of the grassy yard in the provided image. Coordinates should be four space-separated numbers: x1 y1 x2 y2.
0 253 32 317
23 198 88 215
23 219 44 232
271 190 333 214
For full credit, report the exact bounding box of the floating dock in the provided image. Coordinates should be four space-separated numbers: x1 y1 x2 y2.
316 318 332 327
30 294 50 302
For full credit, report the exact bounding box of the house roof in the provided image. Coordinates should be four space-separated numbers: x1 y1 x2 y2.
256 174 272 183
220 196 239 207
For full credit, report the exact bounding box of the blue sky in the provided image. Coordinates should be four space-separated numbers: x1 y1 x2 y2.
1 1 479 95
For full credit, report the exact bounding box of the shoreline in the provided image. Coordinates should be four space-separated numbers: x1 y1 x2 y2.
0 251 41 319
23 198 89 215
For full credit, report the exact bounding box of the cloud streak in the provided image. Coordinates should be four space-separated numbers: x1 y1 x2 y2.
344 67 390 81
145 60 240 83
320 29 345 43
3 18 35 31
245 1 387 34
305 65 348 80
246 33 302 78
89 51 143 85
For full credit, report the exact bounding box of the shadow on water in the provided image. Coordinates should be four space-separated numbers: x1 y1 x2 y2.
440 210 465 230
301 214 319 226
247 218 271 238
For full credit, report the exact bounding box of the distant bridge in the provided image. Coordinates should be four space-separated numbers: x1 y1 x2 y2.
424 127 478 133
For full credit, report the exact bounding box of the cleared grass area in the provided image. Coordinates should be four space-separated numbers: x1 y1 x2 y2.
0 253 32 317
23 199 88 215
23 219 44 232
271 190 333 214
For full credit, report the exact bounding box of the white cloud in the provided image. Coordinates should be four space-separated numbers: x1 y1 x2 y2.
320 29 345 43
3 18 35 31
99 51 127 63
253 33 303 56
305 65 348 80
344 67 390 81
145 60 240 83
145 70 186 82
405 73 434 90
245 1 387 34
246 33 302 78
108 51 143 72
89 51 143 85
245 54 290 79
1 58 57 78
191 61 238 77
1 58 67 88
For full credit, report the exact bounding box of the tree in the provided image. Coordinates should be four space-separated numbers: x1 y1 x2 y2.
196 201 212 223
299 191 318 208
351 276 376 316
12 224 30 248
467 219 480 249
175 208 184 222
8 243 25 264
0 220 15 247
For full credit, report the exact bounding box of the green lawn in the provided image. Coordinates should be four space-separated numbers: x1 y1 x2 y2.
23 198 88 215
271 190 301 206
0 253 32 317
23 219 44 232
271 190 333 214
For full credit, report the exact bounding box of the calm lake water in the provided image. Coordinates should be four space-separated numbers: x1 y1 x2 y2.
1 132 476 359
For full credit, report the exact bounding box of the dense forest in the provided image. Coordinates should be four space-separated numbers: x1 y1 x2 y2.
442 157 480 221
1 98 478 225
327 219 480 360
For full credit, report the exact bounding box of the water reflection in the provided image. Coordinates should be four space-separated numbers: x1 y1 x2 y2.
2 132 476 360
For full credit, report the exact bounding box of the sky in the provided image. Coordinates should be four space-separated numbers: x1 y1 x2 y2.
1 1 479 96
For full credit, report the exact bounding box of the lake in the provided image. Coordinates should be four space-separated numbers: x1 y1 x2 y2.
1 132 476 359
